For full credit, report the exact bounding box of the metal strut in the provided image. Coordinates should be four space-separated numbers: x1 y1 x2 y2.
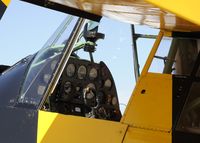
131 25 140 81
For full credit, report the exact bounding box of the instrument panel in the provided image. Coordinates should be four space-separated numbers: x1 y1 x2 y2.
50 57 121 121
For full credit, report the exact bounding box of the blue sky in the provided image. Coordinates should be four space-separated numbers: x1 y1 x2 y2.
0 0 165 112
0 0 66 65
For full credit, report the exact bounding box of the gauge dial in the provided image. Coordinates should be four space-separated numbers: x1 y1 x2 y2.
66 64 75 77
89 68 98 79
84 87 96 107
87 83 96 90
64 82 72 94
78 65 87 79
43 74 51 84
112 97 118 106
37 85 46 95
104 79 112 89
51 60 57 70
85 90 95 100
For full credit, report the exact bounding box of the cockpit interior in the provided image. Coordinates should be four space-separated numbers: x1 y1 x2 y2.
48 57 121 121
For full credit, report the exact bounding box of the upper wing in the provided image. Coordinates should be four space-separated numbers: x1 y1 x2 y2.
21 0 200 32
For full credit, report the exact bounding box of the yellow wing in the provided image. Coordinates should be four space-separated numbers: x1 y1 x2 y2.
22 0 200 32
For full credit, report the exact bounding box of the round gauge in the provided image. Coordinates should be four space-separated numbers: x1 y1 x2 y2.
64 82 72 94
37 85 46 96
85 91 95 100
87 83 96 90
50 60 57 70
43 74 51 84
66 64 75 77
104 79 112 89
112 97 118 106
89 68 98 79
78 65 87 79
84 87 96 107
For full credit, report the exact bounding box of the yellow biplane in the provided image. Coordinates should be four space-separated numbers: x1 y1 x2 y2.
0 0 200 143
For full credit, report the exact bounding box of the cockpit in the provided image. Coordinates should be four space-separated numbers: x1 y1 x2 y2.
49 57 121 121
13 15 122 121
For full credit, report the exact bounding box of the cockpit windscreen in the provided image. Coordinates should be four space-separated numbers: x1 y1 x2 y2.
18 16 79 106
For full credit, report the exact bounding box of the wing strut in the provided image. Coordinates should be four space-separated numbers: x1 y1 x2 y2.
131 25 140 81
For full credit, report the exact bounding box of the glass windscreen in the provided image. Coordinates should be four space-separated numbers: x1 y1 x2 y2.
18 15 78 106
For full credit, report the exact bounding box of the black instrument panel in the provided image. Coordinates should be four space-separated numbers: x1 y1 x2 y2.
50 57 121 121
